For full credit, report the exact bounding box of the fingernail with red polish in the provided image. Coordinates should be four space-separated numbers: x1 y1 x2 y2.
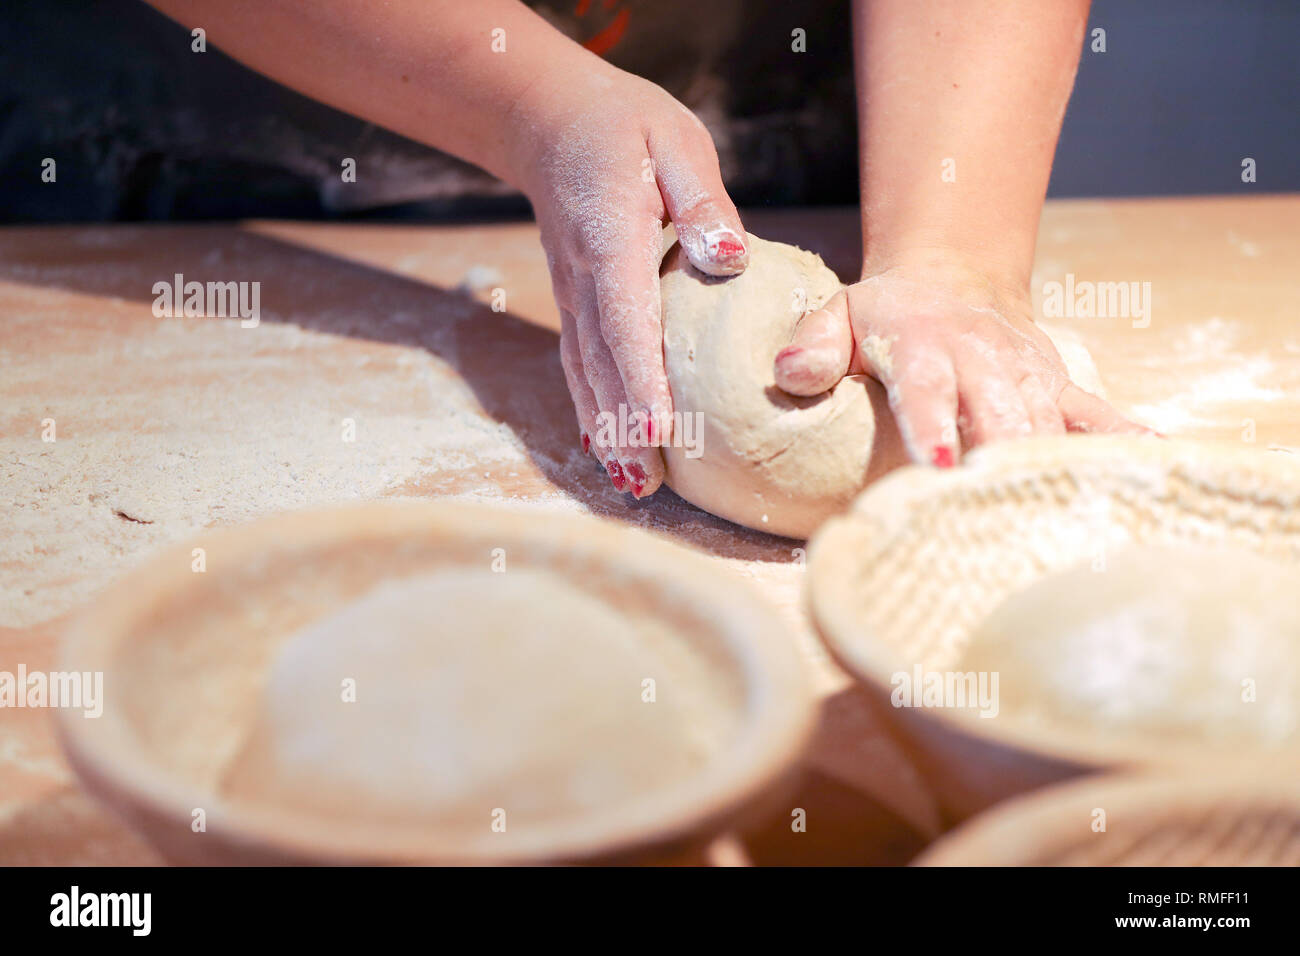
581 431 591 454
932 445 955 468
706 231 747 263
606 459 626 491
625 462 647 497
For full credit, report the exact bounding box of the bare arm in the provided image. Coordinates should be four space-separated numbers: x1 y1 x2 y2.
145 0 580 188
777 0 1149 466
145 0 750 498
855 0 1089 289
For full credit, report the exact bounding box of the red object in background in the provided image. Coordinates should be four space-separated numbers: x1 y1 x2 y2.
576 0 630 57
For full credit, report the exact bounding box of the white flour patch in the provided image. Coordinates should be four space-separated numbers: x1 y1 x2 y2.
1227 232 1262 258
859 334 896 377
1122 317 1290 433
0 312 532 627
1128 357 1286 433
1172 316 1242 356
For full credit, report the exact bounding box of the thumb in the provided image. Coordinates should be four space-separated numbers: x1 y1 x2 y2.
774 290 853 396
652 130 748 277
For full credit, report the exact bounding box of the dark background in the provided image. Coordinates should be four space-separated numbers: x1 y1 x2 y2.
0 0 1295 223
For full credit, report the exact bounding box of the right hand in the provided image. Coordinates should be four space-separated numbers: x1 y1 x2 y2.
508 65 748 497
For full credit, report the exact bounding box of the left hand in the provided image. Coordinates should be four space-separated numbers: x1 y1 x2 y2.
773 255 1152 467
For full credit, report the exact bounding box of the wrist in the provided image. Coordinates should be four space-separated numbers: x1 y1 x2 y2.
859 247 1034 318
497 50 628 194
862 240 1034 306
861 185 1042 296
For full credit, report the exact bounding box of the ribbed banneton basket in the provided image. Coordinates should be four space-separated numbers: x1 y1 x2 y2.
808 435 1300 823
916 771 1300 866
57 500 816 865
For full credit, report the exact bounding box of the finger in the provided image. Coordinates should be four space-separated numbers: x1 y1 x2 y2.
591 216 674 452
774 291 853 396
649 121 748 276
1058 383 1156 435
878 347 960 468
1016 372 1067 436
558 309 602 459
574 298 631 488
956 356 1035 449
575 294 664 499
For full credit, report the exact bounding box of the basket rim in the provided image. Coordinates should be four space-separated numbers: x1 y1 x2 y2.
808 434 1300 774
57 498 817 864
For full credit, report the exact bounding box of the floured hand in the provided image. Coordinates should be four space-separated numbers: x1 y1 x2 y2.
773 255 1153 467
509 65 748 497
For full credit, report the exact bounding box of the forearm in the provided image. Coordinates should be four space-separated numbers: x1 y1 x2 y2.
854 0 1090 290
143 0 606 188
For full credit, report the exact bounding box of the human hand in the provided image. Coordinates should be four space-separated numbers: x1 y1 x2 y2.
509 65 747 497
773 254 1152 467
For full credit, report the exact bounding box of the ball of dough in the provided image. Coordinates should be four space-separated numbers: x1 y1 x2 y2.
659 234 900 539
658 233 1107 538
959 545 1300 745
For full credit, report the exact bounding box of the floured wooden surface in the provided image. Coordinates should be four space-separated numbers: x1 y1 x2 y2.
2 197 1298 864
1029 198 1300 442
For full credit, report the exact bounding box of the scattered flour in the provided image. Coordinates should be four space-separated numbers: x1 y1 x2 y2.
0 307 532 627
1125 318 1290 433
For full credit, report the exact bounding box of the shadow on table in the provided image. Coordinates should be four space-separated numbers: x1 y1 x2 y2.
0 223 807 564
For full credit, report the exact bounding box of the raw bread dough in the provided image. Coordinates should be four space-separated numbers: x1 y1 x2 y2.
221 568 739 831
660 235 900 539
659 233 1107 539
959 545 1300 744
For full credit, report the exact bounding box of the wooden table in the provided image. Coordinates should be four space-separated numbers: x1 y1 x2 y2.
2 195 1297 864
